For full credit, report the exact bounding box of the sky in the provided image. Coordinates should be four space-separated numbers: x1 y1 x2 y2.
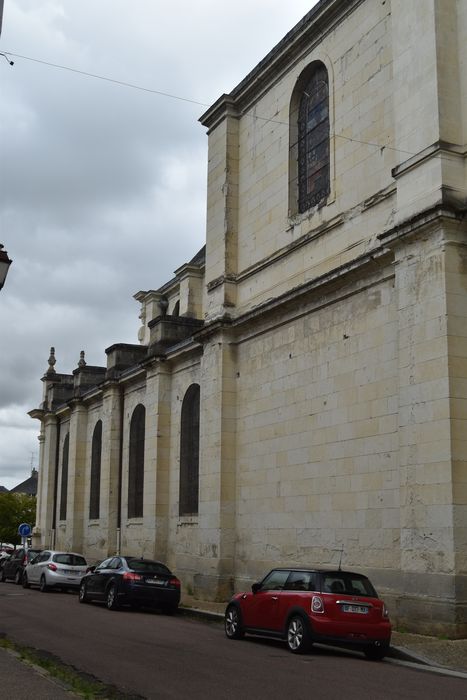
0 0 317 489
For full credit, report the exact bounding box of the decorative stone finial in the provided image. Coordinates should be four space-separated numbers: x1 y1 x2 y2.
47 347 56 374
78 350 86 368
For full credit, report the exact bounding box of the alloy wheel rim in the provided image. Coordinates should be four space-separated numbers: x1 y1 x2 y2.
288 619 303 650
108 588 114 606
226 609 237 636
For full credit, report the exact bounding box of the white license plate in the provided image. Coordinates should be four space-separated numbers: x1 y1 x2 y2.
342 604 368 614
146 578 165 585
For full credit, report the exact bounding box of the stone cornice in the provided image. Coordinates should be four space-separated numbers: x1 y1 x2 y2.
392 140 467 180
378 202 467 248
199 0 364 131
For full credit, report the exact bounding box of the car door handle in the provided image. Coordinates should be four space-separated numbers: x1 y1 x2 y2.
271 596 278 601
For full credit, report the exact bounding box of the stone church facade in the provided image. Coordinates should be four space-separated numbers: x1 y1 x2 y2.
30 0 467 636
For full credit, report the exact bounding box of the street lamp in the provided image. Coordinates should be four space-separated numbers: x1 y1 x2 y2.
0 244 12 290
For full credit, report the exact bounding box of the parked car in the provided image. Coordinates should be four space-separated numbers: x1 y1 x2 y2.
23 550 87 592
224 568 391 660
0 548 42 584
79 556 181 612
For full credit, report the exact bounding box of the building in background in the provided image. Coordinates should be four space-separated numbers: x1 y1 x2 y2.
30 0 467 636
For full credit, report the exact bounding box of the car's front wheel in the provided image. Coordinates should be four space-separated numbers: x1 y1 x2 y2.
225 604 244 640
79 581 89 604
39 575 49 593
106 584 119 610
22 573 30 589
286 615 311 654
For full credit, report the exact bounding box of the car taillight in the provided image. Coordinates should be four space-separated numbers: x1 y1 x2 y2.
311 595 324 613
382 604 389 619
169 577 181 587
123 572 143 581
47 563 57 572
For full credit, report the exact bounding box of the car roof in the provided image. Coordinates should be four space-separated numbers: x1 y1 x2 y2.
268 568 370 577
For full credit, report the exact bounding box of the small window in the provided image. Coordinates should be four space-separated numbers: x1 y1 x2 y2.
285 571 316 592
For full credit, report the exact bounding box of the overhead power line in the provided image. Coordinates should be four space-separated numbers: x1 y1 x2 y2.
3 50 415 157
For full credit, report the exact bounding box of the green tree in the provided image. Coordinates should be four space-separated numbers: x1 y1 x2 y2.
0 493 36 546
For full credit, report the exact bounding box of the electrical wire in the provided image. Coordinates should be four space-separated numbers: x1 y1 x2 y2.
3 50 415 157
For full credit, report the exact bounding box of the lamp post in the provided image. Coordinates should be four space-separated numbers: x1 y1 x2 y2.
0 244 12 290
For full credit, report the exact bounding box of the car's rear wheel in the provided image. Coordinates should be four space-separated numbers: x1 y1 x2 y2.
286 615 311 654
106 584 119 610
22 573 30 589
364 644 388 661
39 575 49 593
225 604 244 640
79 581 89 604
14 569 22 585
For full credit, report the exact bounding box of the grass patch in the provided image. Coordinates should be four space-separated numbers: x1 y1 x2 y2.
0 635 144 699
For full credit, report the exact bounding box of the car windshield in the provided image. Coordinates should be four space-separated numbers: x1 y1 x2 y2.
321 573 377 598
53 554 87 566
124 558 170 575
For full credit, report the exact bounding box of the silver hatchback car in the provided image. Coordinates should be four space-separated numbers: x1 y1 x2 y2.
23 550 87 592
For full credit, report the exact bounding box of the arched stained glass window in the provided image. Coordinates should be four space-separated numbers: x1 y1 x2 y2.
179 384 200 516
89 420 102 520
128 404 145 518
289 62 330 215
59 433 69 521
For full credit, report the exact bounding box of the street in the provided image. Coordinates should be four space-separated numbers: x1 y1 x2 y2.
0 583 466 699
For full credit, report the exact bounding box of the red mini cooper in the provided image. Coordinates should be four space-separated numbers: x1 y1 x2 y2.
224 568 391 659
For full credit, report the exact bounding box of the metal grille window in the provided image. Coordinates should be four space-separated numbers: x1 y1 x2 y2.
128 404 145 519
297 63 330 213
89 420 102 520
59 433 69 521
179 384 200 516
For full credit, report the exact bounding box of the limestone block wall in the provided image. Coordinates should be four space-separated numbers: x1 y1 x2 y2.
233 273 399 587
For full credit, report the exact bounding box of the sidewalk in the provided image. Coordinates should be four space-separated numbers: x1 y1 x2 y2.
0 646 77 699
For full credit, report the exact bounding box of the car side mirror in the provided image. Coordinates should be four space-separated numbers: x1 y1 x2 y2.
251 582 262 594
86 566 96 574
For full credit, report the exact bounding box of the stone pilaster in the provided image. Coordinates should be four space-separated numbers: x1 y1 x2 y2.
32 413 58 548
196 328 237 600
100 382 123 556
66 402 88 552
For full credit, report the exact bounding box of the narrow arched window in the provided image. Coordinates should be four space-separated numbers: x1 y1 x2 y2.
89 420 102 519
289 62 330 215
179 384 200 516
128 404 145 518
59 433 69 521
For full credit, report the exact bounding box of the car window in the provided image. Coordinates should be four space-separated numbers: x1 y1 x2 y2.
53 554 87 566
108 558 122 570
13 549 25 561
260 570 290 591
124 558 170 575
96 558 113 570
34 552 50 563
321 574 377 598
284 571 316 592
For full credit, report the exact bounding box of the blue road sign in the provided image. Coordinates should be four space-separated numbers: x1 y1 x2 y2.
18 523 32 537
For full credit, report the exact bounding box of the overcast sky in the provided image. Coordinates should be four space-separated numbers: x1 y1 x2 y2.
0 0 317 489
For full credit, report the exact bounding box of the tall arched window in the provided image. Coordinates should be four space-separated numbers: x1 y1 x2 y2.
289 62 330 215
59 433 69 521
128 404 145 518
179 384 200 516
89 420 102 520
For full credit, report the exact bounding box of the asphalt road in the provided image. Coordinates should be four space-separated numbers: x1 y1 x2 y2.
1 583 466 699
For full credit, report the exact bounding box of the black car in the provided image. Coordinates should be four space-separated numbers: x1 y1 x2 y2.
79 556 181 612
0 548 42 585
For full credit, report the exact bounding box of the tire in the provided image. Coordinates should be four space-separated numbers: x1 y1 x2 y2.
79 581 89 604
364 644 388 661
106 584 119 610
39 575 49 593
1 569 6 583
22 573 30 589
14 569 23 585
225 604 244 640
286 615 311 654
